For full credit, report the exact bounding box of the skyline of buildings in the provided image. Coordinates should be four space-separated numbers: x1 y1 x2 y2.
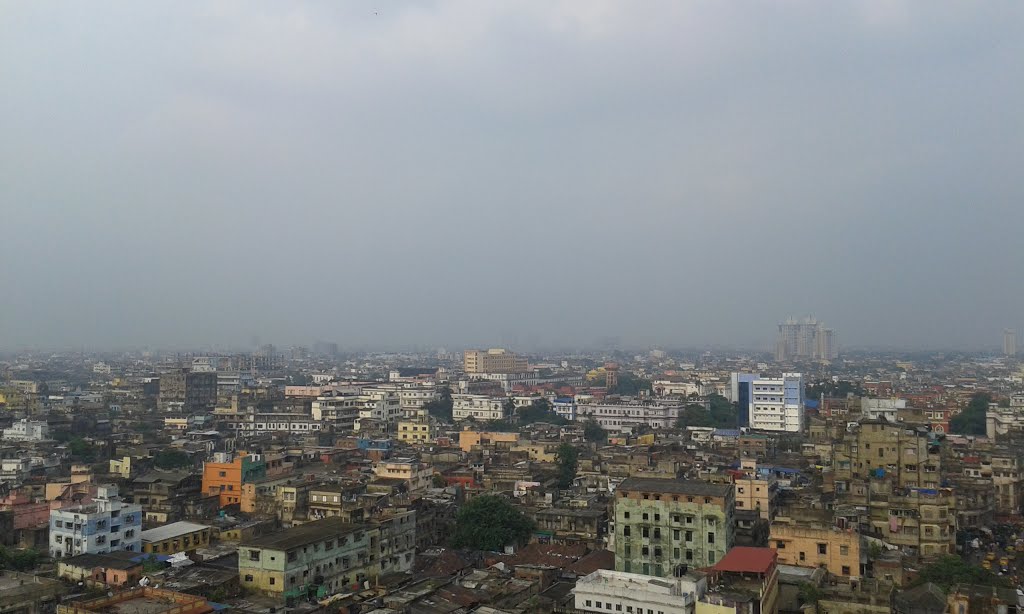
775 317 838 362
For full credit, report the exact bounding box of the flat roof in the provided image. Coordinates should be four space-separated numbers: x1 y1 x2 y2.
617 477 732 497
241 517 370 551
140 521 211 543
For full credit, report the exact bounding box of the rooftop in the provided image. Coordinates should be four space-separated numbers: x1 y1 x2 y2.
241 517 370 550
140 521 211 543
617 477 732 498
712 547 777 574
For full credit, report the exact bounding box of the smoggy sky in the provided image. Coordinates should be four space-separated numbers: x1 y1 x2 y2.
2 1 1023 352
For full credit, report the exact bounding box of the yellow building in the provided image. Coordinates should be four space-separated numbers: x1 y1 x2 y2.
373 458 434 492
770 520 860 578
733 460 779 520
511 443 557 462
397 420 432 445
463 349 528 374
140 521 212 555
109 457 132 479
458 429 519 452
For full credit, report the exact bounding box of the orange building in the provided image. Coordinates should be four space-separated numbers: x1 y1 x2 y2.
201 453 267 508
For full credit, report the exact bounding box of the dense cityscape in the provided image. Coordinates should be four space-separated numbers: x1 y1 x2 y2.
5 2 1024 613
0 322 1022 613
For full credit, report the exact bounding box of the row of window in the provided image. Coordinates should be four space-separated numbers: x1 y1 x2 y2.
622 511 716 523
584 599 664 614
622 528 716 544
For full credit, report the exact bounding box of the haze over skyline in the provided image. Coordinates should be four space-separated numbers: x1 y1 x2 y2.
2 2 1023 352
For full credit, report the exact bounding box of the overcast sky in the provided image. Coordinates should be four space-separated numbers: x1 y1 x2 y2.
2 1 1023 352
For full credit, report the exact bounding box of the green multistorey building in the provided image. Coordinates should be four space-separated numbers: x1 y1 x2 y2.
613 477 734 577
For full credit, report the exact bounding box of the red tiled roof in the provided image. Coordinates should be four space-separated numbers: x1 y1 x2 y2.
712 547 776 574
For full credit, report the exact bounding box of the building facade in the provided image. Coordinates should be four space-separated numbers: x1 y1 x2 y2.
463 348 529 374
614 478 735 576
50 485 142 558
239 518 378 601
746 374 805 433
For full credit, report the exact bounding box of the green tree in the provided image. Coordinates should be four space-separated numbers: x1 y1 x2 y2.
503 397 517 419
707 394 738 428
555 443 579 487
449 495 535 551
154 449 191 469
676 403 714 428
797 583 822 606
913 555 1008 591
583 420 607 443
0 546 41 571
424 386 454 422
950 392 992 435
518 398 567 425
68 438 96 462
485 419 515 431
612 372 652 396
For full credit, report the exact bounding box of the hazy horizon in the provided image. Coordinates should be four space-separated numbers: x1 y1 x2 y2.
3 2 1023 351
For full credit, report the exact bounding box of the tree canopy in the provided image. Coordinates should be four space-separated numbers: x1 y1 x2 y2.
449 495 534 551
675 395 737 429
517 398 567 425
154 449 191 469
950 392 991 435
424 386 454 422
555 443 579 487
68 438 96 462
913 555 1008 591
0 546 40 571
583 419 607 443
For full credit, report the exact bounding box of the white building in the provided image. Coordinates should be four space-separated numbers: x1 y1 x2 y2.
575 402 683 433
50 485 142 558
215 408 323 435
452 394 507 421
92 362 112 375
2 419 50 441
748 373 805 433
573 569 707 614
860 398 906 421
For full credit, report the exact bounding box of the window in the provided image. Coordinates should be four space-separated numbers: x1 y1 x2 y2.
270 577 275 585
653 529 661 539
799 552 806 561
586 601 592 608
673 530 680 540
642 546 649 556
840 545 849 556
685 531 693 541
623 527 630 537
623 512 630 519
776 541 786 549
818 543 827 555
642 528 649 538
244 575 254 582
686 550 693 561
249 550 260 561
596 602 602 609
842 566 851 575
288 551 297 562
219 471 227 478
707 533 715 544
642 513 649 521
654 514 660 521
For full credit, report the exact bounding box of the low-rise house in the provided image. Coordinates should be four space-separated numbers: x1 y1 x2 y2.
57 551 143 588
238 517 379 602
141 521 212 555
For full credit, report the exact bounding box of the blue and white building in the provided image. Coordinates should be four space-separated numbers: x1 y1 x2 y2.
50 485 142 558
747 373 805 433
